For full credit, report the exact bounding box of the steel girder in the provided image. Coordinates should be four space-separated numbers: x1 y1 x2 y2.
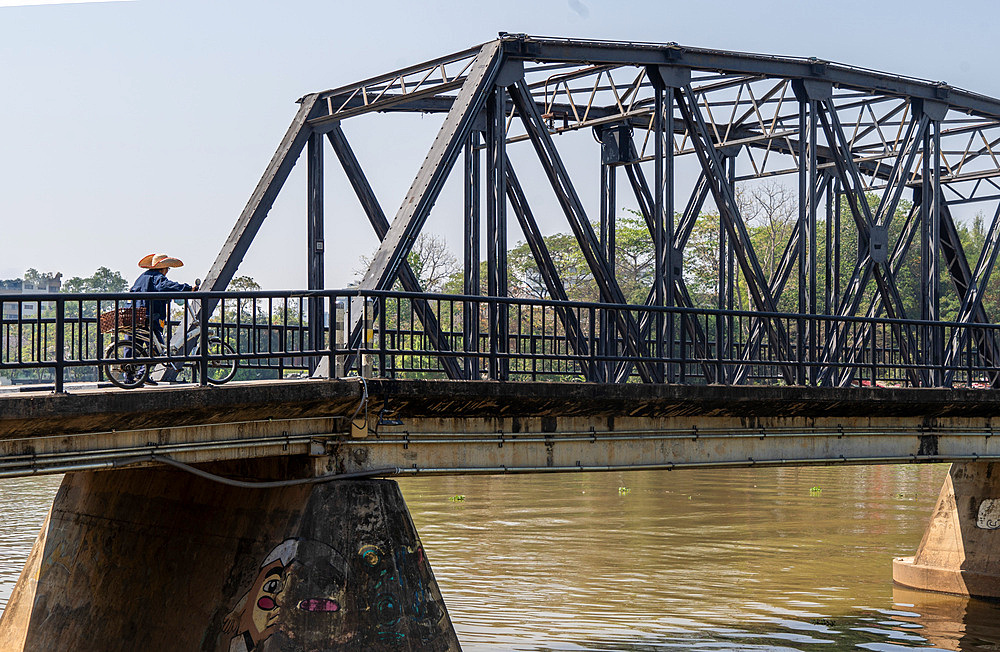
207 35 1000 386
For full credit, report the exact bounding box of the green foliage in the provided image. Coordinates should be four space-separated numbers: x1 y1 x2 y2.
22 268 54 284
614 211 657 304
227 275 262 292
509 232 597 302
62 267 128 293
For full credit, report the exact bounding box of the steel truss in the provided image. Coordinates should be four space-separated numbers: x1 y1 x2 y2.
206 34 1000 387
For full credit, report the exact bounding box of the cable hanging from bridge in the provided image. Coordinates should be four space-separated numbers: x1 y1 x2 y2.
148 454 397 489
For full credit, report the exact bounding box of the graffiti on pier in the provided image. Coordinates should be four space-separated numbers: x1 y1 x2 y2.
356 540 447 645
978 499 1000 529
223 538 347 652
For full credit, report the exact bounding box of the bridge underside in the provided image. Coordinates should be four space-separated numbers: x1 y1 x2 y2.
2 379 1000 478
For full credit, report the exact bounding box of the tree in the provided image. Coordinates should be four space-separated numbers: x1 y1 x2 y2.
358 233 460 293
62 267 128 293
613 211 657 304
406 233 460 292
737 181 797 281
227 275 261 292
508 232 597 302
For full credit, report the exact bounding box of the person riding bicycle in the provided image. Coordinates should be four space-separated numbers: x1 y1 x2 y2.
130 253 199 344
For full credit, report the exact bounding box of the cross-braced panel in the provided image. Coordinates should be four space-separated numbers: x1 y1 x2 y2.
206 34 1000 388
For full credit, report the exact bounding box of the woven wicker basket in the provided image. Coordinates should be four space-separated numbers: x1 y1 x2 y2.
98 307 148 334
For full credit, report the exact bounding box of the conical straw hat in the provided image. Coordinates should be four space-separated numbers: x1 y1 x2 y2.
138 253 184 269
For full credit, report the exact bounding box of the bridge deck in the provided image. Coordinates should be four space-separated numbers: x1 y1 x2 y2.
3 379 1000 479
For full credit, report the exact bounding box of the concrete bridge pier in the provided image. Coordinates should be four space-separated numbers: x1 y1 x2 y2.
0 461 460 651
894 462 1000 598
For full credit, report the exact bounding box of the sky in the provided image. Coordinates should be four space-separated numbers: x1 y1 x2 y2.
1 0 997 289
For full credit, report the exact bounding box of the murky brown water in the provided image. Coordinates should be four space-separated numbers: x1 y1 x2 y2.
4 466 1000 650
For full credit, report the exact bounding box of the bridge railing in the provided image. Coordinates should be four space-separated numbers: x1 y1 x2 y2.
1 288 998 390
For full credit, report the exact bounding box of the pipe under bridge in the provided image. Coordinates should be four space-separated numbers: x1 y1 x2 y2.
1 379 1000 478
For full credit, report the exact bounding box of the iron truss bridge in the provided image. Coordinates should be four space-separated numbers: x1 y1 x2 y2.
6 35 1000 392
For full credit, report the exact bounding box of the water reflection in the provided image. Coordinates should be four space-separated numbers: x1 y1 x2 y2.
2 466 1000 650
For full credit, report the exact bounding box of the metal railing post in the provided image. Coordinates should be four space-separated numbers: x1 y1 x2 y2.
199 295 209 386
334 294 340 378
54 297 65 393
378 297 387 378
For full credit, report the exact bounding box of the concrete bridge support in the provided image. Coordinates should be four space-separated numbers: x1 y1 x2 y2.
0 461 460 651
894 462 1000 598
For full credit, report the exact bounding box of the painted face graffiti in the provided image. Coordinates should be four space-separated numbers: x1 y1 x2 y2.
223 539 297 652
249 559 287 635
222 538 347 652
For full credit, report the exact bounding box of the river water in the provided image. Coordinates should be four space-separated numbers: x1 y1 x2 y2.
3 465 1000 651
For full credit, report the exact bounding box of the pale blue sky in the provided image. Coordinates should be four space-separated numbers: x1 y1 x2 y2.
1 0 994 288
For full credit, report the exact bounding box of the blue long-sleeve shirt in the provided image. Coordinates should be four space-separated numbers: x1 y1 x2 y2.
130 269 192 320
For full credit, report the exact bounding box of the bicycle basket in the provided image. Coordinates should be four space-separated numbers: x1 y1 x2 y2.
98 307 148 333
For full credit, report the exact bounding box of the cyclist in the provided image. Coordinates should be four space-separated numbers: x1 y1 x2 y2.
128 254 200 384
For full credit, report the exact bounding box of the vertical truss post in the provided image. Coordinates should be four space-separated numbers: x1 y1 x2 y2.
725 153 738 380
793 80 824 385
823 171 838 383
806 101 819 384
486 87 509 380
307 131 324 374
719 156 731 383
833 175 841 317
464 130 482 379
716 146 740 383
796 96 808 385
824 171 834 328
650 66 686 382
653 86 667 379
919 100 947 386
920 114 932 384
597 124 627 382
930 119 943 385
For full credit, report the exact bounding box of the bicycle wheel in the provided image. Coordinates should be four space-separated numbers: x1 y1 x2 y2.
205 337 237 385
103 340 150 389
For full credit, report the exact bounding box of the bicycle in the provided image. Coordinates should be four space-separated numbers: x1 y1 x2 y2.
99 306 237 389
